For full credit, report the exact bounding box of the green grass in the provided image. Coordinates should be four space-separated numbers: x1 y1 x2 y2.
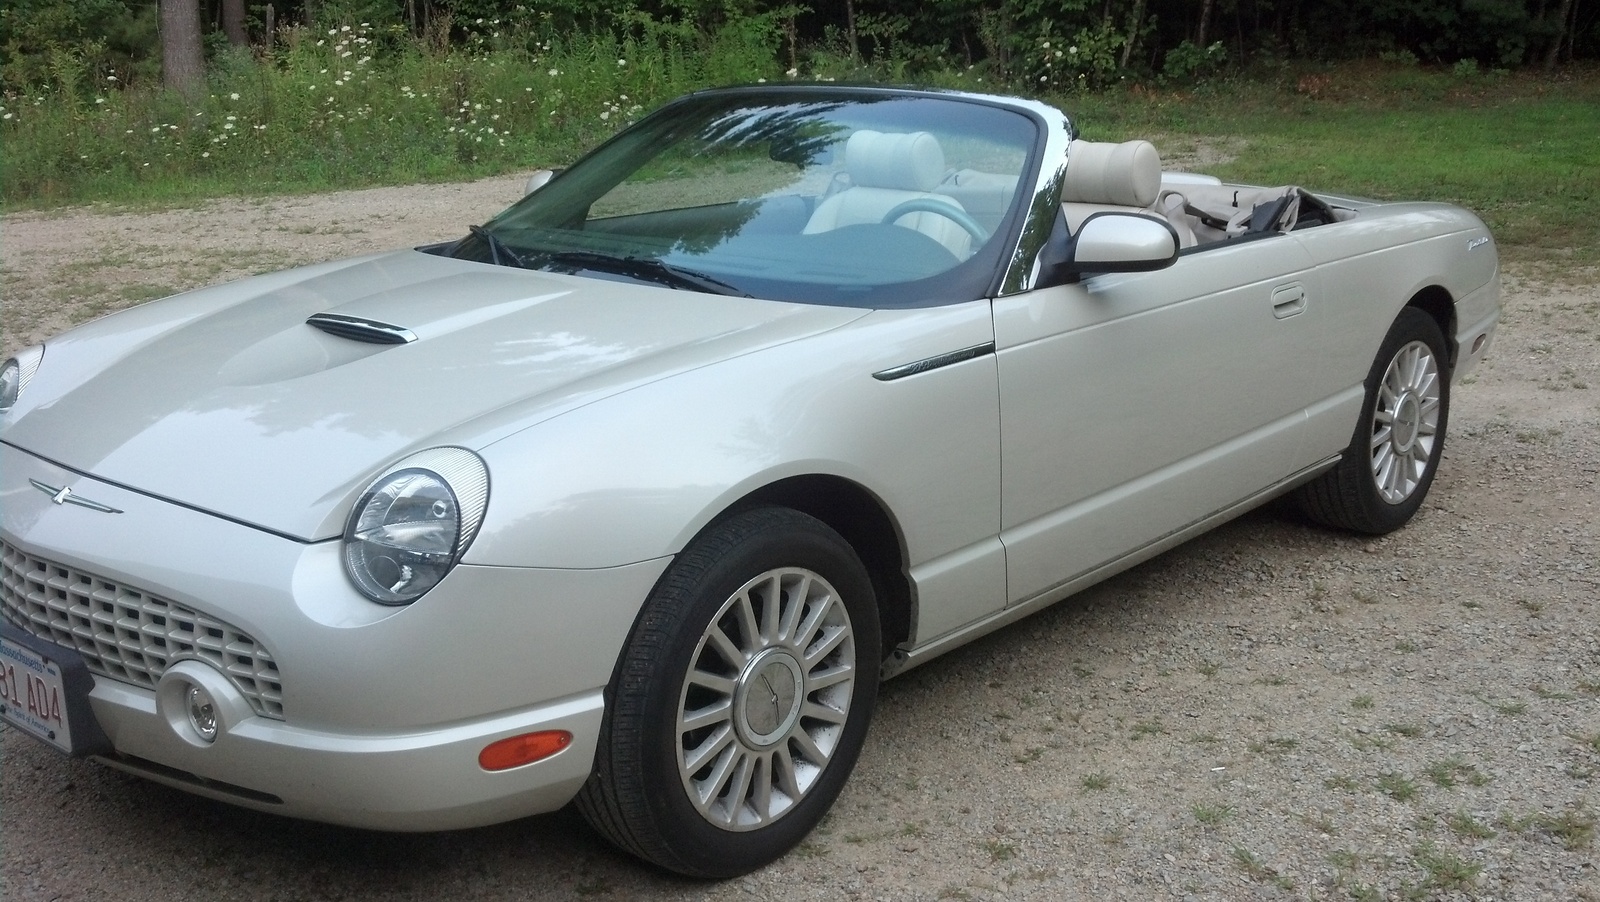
1192 803 1233 826
1 20 780 209
1376 772 1419 802
5 55 1598 270
1411 842 1482 892
1064 64 1600 268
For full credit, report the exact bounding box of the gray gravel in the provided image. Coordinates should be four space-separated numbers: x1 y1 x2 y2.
2 183 1596 901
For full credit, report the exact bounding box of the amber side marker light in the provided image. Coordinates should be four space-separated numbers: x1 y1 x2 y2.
479 731 573 771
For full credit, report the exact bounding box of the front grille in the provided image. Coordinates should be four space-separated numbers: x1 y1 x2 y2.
0 541 284 719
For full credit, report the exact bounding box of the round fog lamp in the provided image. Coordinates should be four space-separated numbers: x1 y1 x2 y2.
186 684 219 743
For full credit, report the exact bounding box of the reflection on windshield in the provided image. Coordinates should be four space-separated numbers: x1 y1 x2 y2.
453 89 1039 308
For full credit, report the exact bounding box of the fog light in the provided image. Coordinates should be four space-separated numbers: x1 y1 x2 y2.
186 684 218 743
478 731 572 771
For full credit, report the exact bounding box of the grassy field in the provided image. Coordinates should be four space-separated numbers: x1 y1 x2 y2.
4 57 1597 266
1070 64 1600 268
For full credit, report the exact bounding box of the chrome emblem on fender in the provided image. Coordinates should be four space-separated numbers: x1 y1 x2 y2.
28 479 123 514
1467 236 1490 252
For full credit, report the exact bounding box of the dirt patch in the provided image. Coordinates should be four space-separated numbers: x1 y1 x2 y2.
2 182 1597 901
1 175 525 356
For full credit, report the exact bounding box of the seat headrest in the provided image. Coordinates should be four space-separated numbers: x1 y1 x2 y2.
1061 139 1162 207
845 130 945 192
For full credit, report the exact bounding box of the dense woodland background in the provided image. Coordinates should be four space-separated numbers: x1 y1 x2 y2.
4 0 1594 98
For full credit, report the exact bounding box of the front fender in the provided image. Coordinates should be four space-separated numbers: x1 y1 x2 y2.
463 302 1001 576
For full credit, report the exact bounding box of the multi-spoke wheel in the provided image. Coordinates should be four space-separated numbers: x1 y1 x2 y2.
576 507 880 878
677 566 858 831
1297 307 1451 534
1369 339 1443 504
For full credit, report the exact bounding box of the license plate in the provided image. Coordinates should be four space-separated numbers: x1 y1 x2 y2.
1 634 76 754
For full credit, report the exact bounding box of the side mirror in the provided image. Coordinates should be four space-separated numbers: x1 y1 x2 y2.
1038 210 1179 286
524 168 563 195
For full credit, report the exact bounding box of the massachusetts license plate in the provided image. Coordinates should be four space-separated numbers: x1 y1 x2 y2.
1 634 75 754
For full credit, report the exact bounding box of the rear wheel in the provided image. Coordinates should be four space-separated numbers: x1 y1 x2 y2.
1297 307 1451 534
576 507 880 877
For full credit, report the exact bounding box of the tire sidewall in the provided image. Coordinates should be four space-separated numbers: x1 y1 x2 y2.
620 508 881 877
1349 308 1452 532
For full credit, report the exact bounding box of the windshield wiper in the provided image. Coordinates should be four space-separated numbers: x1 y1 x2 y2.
538 250 750 297
466 224 528 269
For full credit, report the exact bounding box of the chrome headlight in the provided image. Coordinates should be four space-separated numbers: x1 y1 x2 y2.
0 345 44 415
343 447 489 605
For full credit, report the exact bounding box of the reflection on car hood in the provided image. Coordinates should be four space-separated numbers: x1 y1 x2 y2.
4 250 865 540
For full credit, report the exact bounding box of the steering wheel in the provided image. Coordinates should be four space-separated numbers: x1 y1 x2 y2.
880 198 990 244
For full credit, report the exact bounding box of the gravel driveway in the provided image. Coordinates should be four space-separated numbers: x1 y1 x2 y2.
2 179 1596 901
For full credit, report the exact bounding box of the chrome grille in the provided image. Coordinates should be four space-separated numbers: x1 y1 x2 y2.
0 541 284 719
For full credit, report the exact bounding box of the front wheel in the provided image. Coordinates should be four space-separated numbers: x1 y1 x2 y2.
1296 306 1451 534
576 507 880 877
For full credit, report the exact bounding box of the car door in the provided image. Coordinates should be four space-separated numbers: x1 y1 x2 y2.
992 232 1324 605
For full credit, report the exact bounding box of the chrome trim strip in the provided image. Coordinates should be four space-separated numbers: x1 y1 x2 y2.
28 479 123 514
999 106 1075 296
306 313 418 345
872 343 996 382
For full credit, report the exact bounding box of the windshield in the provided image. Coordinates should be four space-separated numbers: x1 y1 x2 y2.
443 88 1041 307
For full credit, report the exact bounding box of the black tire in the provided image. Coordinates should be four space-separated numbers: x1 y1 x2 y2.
1296 306 1451 534
576 507 881 878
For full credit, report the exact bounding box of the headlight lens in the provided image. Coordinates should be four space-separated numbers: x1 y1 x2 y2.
0 345 44 414
343 447 489 605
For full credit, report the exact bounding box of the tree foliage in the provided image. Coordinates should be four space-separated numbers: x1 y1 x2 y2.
1 0 1594 96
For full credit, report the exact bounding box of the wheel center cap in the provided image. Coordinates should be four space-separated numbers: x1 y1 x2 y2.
735 649 805 747
1393 392 1421 452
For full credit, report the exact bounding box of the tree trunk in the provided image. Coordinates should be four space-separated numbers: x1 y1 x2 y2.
845 0 859 60
1544 0 1577 69
1121 0 1147 69
160 0 205 98
1198 0 1215 46
222 0 248 46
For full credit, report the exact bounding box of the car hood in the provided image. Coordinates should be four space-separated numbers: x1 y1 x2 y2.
5 250 866 540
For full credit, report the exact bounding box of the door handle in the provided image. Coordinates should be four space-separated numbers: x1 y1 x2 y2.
1271 284 1306 319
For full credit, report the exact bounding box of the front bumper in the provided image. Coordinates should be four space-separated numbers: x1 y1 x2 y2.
0 443 669 830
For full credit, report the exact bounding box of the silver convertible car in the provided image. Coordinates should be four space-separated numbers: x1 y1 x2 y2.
1 85 1498 876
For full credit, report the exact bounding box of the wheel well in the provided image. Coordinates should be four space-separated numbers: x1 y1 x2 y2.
729 476 913 664
1407 286 1457 369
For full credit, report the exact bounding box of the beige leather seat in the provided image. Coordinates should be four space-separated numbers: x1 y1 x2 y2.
1060 139 1195 248
804 130 972 259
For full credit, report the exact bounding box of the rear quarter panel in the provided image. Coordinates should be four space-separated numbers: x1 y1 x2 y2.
1288 200 1498 461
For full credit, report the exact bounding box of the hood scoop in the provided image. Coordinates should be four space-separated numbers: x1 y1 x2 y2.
307 313 417 345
